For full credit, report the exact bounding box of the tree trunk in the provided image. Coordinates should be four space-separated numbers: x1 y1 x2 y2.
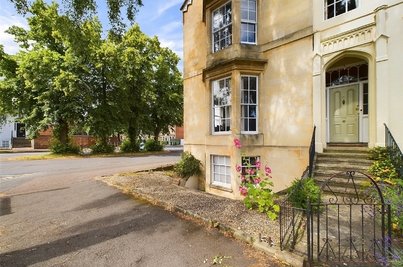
57 119 69 146
153 127 160 141
127 117 138 144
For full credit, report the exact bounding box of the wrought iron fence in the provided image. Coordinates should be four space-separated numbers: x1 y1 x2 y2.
308 126 316 178
307 171 392 265
384 123 403 177
280 126 316 251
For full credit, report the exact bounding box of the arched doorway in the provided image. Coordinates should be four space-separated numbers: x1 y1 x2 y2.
325 57 369 144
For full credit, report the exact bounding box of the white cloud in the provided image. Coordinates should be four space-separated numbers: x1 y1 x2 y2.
0 11 27 55
157 0 184 16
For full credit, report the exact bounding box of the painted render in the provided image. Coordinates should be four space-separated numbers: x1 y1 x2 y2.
182 0 403 200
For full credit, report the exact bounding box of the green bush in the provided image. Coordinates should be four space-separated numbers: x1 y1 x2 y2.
120 140 139 153
369 146 389 161
91 142 114 154
287 178 321 210
50 141 80 154
144 139 163 152
368 159 399 181
175 152 201 180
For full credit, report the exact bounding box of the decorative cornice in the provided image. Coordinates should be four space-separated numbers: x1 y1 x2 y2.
203 58 267 80
321 24 375 55
180 0 193 12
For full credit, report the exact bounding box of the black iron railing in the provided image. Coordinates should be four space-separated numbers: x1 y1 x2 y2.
280 126 317 251
384 124 403 177
308 126 316 178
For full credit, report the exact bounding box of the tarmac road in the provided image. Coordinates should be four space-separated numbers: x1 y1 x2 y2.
0 154 278 267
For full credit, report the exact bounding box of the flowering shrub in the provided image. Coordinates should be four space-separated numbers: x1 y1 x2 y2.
234 138 279 220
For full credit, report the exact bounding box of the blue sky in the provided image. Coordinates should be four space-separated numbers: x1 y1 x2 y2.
0 0 184 69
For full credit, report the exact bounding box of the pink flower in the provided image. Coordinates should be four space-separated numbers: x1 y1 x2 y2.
233 138 242 149
239 186 248 196
240 175 246 182
265 165 272 175
253 178 261 184
247 168 255 175
235 164 242 173
255 161 261 169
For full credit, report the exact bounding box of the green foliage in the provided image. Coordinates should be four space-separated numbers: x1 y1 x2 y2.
368 147 402 233
381 179 403 233
0 0 183 152
175 152 202 180
238 160 279 220
91 142 114 154
369 159 399 181
368 147 400 181
120 139 139 153
287 178 321 210
9 0 143 35
50 140 80 154
369 146 389 161
144 139 163 152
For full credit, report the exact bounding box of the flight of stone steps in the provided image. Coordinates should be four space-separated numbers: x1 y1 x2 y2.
313 145 374 199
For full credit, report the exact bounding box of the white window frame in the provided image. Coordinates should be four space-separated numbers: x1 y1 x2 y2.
212 77 232 135
211 155 232 188
212 1 233 53
241 75 258 134
240 0 257 45
324 0 358 20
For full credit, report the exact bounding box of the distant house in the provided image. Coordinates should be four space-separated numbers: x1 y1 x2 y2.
181 0 403 199
159 126 185 145
0 116 31 149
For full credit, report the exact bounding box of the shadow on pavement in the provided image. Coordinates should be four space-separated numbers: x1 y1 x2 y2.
0 205 170 267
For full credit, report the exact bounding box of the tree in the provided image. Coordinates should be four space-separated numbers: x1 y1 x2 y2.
147 45 183 140
0 0 91 147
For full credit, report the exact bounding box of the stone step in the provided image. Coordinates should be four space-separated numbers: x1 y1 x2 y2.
315 175 370 188
316 157 373 165
317 152 370 160
324 146 370 153
315 163 371 172
314 168 371 177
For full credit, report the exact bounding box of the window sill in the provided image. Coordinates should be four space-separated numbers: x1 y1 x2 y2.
212 131 232 136
210 183 233 192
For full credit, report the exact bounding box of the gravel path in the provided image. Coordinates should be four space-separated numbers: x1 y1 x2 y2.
99 171 281 248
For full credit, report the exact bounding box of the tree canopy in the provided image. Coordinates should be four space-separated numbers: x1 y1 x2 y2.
9 0 143 34
0 0 183 152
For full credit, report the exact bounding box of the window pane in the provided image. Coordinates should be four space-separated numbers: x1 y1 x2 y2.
347 0 357 11
249 119 256 131
242 106 248 117
249 106 256 117
327 4 335 18
250 91 256 104
250 77 257 90
335 0 346 16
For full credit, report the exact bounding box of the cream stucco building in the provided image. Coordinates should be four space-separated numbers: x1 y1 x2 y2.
181 0 403 199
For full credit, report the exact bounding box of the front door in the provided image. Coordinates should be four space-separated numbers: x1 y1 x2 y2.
16 123 26 138
329 85 359 143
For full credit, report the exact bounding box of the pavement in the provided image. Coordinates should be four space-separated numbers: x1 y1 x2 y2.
100 171 305 267
0 153 283 267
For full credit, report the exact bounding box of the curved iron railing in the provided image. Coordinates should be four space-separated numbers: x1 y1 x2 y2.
384 124 403 177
